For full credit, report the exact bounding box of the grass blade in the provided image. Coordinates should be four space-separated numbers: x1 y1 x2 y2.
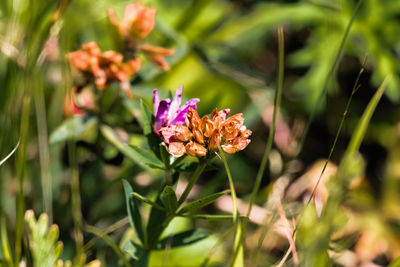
296 0 364 156
85 225 132 267
177 190 230 215
0 139 19 167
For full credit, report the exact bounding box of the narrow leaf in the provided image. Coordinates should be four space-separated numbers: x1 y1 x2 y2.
146 195 167 249
130 192 165 211
345 77 389 156
160 186 178 213
140 99 153 136
123 241 144 261
155 229 210 250
0 139 19 167
122 180 145 245
177 190 230 214
101 125 161 170
49 116 97 144
129 145 164 169
85 225 131 267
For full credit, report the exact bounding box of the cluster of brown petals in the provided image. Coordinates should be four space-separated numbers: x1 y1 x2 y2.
69 42 141 91
108 3 156 42
160 108 252 157
108 3 175 70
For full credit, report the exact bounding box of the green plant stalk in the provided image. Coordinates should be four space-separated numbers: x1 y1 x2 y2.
246 27 284 219
306 58 366 207
33 73 53 223
165 168 172 186
178 160 207 205
218 147 242 266
229 27 285 265
1 216 14 267
84 217 129 252
218 147 238 222
146 161 208 255
67 140 84 262
14 72 32 266
85 225 132 267
295 0 364 156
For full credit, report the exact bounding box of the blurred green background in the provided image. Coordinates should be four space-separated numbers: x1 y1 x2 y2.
1 0 400 266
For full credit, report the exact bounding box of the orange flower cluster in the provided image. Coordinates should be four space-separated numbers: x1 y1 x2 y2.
69 42 141 91
108 3 175 70
108 2 156 42
160 108 252 157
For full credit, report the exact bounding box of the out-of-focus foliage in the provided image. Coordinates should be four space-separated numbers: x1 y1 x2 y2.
1 0 400 266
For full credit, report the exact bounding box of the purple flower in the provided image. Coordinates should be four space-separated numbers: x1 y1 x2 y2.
153 85 200 134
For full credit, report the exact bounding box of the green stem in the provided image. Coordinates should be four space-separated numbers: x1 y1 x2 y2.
230 27 285 266
33 73 53 223
15 72 32 266
165 168 172 186
68 140 84 262
85 225 132 267
246 27 284 219
147 160 208 255
178 160 207 205
1 216 14 267
218 147 238 222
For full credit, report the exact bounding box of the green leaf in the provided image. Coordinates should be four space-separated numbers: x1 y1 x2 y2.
130 192 165 211
155 229 210 250
344 77 389 157
140 99 153 136
49 116 97 144
232 221 244 267
123 241 144 261
159 144 171 167
122 180 145 245
160 186 178 213
388 256 400 267
129 145 164 169
146 194 167 249
177 190 230 215
85 225 132 267
100 125 163 170
24 210 64 267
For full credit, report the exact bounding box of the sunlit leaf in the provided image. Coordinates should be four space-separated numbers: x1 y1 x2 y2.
177 190 230 215
122 180 145 245
155 229 210 250
160 186 178 213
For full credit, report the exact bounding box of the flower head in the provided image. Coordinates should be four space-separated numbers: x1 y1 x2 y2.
69 42 141 92
153 86 200 134
108 3 156 42
160 107 252 157
108 3 175 70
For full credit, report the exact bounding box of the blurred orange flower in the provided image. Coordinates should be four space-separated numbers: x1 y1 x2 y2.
69 42 141 92
108 3 156 42
108 3 175 70
160 108 252 157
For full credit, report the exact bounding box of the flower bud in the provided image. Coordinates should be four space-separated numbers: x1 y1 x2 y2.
192 128 204 144
185 141 207 157
201 115 215 138
221 113 244 140
160 125 177 143
186 107 201 130
168 142 186 157
174 125 192 142
208 129 221 151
